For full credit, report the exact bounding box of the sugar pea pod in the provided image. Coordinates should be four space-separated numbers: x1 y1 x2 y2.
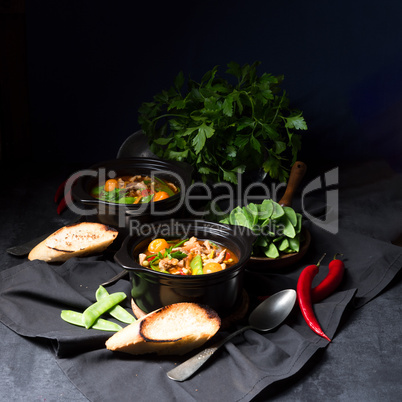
82 292 127 329
297 254 331 342
61 310 122 332
95 286 136 324
190 254 203 275
311 254 345 303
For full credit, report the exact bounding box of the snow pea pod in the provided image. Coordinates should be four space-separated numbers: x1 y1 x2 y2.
190 254 203 275
82 292 127 329
61 310 122 332
95 286 136 324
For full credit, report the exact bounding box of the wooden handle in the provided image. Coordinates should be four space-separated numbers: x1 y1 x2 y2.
278 161 307 207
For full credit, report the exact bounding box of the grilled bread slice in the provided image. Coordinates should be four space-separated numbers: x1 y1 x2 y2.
28 222 118 262
105 302 221 356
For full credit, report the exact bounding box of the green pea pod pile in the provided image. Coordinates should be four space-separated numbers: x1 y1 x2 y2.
95 286 136 324
220 200 303 259
61 310 123 332
61 287 136 332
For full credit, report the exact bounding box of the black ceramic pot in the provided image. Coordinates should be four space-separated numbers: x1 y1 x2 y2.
114 219 255 317
71 158 192 234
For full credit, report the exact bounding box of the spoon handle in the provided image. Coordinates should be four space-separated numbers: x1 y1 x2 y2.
167 325 252 381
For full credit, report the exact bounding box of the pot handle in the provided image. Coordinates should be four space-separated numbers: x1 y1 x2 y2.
113 235 134 270
278 161 307 207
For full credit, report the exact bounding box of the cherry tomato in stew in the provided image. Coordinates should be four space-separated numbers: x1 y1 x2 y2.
203 262 223 274
153 191 170 201
104 179 118 192
148 238 169 253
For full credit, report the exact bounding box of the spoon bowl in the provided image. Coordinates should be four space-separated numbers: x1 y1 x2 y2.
248 289 297 330
167 288 297 381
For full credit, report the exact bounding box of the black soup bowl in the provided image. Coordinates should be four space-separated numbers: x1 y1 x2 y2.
114 219 255 317
71 158 192 233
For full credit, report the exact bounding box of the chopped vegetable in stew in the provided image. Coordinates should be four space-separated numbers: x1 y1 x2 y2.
91 175 179 204
138 237 238 275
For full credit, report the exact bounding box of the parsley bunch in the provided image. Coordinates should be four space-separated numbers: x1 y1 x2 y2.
138 62 307 184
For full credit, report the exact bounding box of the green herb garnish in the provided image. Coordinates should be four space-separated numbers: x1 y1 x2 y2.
139 61 307 184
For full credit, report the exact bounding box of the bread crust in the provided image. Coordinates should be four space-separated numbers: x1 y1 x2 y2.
106 302 221 355
28 222 118 262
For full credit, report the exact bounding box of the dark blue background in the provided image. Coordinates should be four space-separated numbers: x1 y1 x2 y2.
25 0 402 170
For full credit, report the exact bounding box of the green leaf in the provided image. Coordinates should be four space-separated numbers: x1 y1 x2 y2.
271 201 285 219
169 119 185 131
236 117 255 131
204 97 220 111
192 129 206 154
243 203 259 226
234 211 252 229
167 99 186 110
257 199 273 220
254 236 268 247
182 126 199 136
226 145 237 158
295 213 303 234
201 65 219 87
250 135 262 153
278 238 289 251
154 90 170 104
234 164 246 174
288 235 300 252
167 149 189 161
198 166 215 174
153 137 172 145
285 114 308 130
260 123 280 140
274 141 287 154
226 61 242 79
283 206 297 226
170 251 188 259
199 122 215 138
222 95 234 117
221 168 238 184
263 157 278 177
234 134 251 148
174 71 185 90
229 206 243 225
264 242 279 259
277 215 296 238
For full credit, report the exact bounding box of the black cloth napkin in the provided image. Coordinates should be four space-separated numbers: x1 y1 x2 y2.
1 160 402 401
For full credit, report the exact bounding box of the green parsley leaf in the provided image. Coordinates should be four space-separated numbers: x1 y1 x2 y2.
284 114 308 130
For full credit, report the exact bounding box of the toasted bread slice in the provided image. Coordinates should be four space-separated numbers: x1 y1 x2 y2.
105 302 221 356
28 222 118 262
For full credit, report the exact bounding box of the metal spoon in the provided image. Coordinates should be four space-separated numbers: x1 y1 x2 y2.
100 269 129 287
167 288 297 381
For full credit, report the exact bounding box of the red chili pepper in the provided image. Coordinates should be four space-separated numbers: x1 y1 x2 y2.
54 180 67 203
56 189 72 214
54 173 80 214
297 254 331 342
311 254 345 303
